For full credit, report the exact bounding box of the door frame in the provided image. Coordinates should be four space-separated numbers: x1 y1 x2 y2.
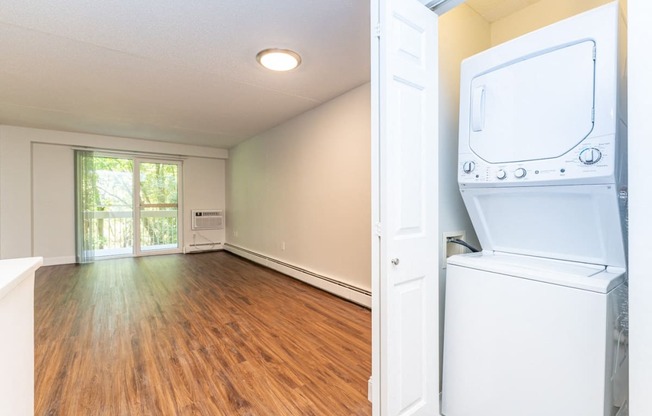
81 152 184 259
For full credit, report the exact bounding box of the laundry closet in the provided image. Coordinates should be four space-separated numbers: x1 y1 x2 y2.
438 1 628 415
370 0 629 415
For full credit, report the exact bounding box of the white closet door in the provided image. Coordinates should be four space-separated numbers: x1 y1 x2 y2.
372 0 439 414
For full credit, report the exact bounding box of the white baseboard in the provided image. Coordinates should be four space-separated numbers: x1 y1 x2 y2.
43 256 76 266
224 243 371 308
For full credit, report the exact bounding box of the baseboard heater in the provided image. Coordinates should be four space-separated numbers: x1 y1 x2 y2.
189 243 221 248
224 243 371 297
186 242 223 254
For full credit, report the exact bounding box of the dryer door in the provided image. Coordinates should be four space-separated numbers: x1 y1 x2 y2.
469 41 595 163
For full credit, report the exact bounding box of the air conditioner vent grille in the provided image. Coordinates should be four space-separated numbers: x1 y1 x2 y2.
191 210 224 230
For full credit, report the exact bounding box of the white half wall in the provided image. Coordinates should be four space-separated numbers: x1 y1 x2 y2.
0 126 226 265
226 83 371 299
0 257 42 416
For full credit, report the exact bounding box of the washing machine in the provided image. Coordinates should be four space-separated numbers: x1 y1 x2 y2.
442 253 628 416
441 2 629 416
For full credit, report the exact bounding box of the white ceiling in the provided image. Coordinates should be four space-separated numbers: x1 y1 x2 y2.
0 0 541 150
0 0 370 149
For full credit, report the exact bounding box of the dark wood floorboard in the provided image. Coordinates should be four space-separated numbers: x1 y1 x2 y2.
34 252 371 416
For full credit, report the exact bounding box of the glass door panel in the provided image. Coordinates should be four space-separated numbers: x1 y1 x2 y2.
91 156 134 258
138 161 180 252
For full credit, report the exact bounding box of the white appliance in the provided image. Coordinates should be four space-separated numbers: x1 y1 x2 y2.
443 254 628 416
442 3 628 416
191 209 224 230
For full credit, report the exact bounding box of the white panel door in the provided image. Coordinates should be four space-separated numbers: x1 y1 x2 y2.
372 0 438 414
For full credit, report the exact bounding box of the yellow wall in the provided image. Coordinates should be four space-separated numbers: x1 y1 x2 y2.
438 1 491 384
490 0 614 45
438 4 489 274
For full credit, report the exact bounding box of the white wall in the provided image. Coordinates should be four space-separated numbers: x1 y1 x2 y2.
183 156 226 251
32 144 75 264
628 0 651 414
0 125 227 265
226 83 371 299
0 139 32 259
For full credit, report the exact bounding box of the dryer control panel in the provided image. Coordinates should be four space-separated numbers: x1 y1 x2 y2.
459 135 616 187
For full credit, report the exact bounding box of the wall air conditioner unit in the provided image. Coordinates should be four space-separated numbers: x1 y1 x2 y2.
191 210 224 230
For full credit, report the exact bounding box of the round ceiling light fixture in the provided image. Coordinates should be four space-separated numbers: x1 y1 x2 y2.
256 48 302 71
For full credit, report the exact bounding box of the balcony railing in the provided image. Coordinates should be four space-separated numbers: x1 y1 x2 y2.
82 210 178 257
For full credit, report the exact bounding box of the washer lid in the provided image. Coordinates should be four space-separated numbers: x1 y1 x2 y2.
469 40 595 163
460 184 627 269
447 252 625 293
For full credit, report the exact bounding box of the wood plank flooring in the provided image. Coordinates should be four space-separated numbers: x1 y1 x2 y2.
34 252 371 415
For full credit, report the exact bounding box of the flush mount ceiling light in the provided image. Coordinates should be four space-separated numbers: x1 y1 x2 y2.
256 48 302 71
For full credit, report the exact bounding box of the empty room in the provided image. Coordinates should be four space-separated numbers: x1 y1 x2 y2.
0 0 371 414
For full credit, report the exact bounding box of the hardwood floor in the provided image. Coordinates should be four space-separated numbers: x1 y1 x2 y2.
34 252 371 416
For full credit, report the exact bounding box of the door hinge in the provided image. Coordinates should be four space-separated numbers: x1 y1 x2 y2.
374 223 382 237
374 24 381 38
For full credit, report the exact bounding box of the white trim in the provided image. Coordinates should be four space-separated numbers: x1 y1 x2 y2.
224 244 371 308
420 0 465 15
371 0 381 409
0 125 228 159
42 256 76 266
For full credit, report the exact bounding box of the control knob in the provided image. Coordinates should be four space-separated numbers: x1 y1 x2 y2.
496 169 507 180
514 168 527 179
462 161 476 173
579 148 602 165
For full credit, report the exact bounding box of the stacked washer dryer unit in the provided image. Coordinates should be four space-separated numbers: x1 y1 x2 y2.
441 3 628 416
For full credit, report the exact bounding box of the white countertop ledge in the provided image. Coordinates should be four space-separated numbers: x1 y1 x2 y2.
0 257 43 301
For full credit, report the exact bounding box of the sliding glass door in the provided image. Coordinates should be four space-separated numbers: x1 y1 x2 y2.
76 152 182 262
136 161 181 254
